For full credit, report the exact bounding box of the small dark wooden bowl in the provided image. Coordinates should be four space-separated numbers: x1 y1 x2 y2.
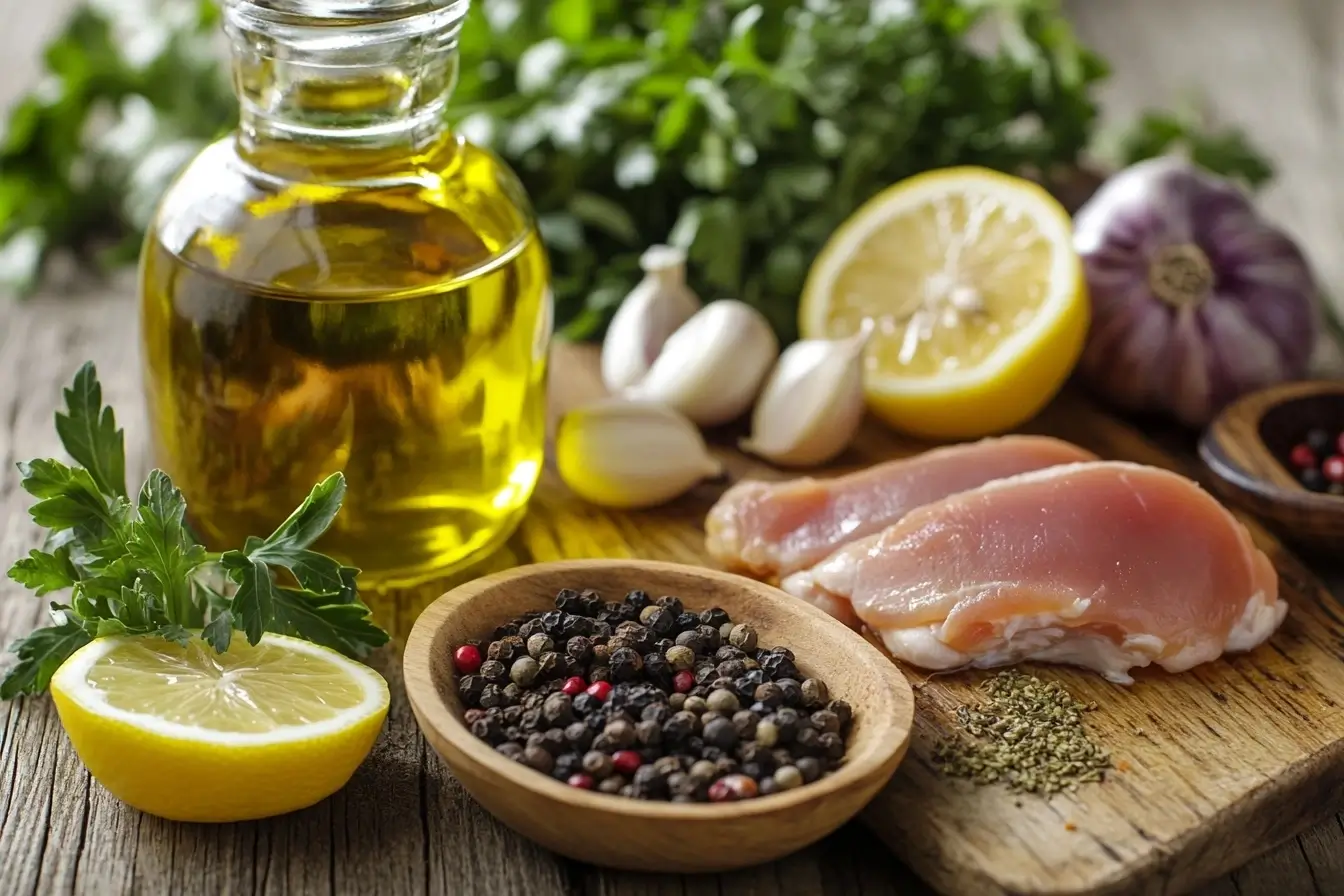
1199 381 1344 554
403 559 914 873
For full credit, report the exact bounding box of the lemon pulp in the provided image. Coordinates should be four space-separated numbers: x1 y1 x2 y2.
800 167 1087 439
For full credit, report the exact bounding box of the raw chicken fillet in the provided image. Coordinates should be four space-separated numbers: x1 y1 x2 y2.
783 461 1284 683
705 436 1097 581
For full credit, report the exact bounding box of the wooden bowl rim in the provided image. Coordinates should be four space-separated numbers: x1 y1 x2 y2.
403 558 914 822
1200 380 1344 513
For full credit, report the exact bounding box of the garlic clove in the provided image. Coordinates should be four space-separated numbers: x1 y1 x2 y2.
555 398 723 509
624 299 779 427
740 320 874 468
600 245 702 392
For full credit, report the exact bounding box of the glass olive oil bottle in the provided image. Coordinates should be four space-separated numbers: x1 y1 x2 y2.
140 0 550 588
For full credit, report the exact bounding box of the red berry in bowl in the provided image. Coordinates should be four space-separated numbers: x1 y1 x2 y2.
1290 443 1317 469
586 680 612 702
566 773 595 790
1324 455 1344 483
453 644 482 675
673 670 694 693
561 676 587 696
612 750 642 775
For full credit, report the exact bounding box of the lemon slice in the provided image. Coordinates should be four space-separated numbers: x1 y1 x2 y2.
51 633 389 822
800 167 1088 439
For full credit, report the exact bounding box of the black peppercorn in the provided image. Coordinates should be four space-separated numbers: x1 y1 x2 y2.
554 588 583 614
526 633 555 659
566 636 593 664
631 764 667 798
695 624 722 652
479 659 507 684
760 652 799 680
520 708 544 732
624 589 651 611
609 647 644 681
559 656 582 679
642 703 671 724
464 708 485 726
735 671 767 700
800 678 829 708
732 710 759 741
536 652 562 681
479 684 505 709
577 589 603 615
714 646 745 663
470 716 505 744
716 659 747 680
501 683 523 706
742 657 760 672
560 614 591 639
564 721 594 751
502 705 525 726
794 727 821 755
641 607 676 637
702 717 738 749
541 610 565 634
662 712 696 743
542 693 574 726
491 621 520 640
643 653 673 689
674 630 704 654
554 752 582 781
700 607 731 628
540 728 566 754
773 708 800 742
635 719 662 746
583 751 615 778
713 756 739 777
667 772 696 799
522 745 554 773
589 665 611 684
604 719 637 749
818 732 845 761
827 699 853 728
795 756 822 783
521 618 549 641
675 611 699 633
488 635 525 664
458 674 486 707
592 643 612 666
653 637 674 654
775 678 803 707
810 709 841 734
754 682 784 709
522 691 545 711
694 665 718 686
709 676 736 694
598 776 625 795
497 742 524 761
654 595 683 615
572 692 599 717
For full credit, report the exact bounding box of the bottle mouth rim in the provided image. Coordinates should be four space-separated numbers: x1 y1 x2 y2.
224 0 470 41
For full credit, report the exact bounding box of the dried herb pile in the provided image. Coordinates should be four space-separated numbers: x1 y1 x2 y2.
932 670 1111 795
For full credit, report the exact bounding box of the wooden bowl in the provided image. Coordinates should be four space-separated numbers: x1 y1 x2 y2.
1199 380 1344 554
403 559 914 873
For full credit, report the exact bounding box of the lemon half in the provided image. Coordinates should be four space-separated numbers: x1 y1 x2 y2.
51 634 389 823
800 167 1088 439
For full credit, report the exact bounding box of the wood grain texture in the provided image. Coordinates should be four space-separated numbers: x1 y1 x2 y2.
403 559 913 873
1200 381 1344 555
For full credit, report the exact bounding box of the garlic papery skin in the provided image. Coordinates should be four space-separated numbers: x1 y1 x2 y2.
624 299 779 427
555 399 724 509
600 245 702 392
740 321 874 467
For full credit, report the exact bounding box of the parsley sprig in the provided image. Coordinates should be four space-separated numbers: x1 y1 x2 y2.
2 363 389 698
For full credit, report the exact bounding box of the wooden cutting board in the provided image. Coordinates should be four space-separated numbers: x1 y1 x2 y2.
528 343 1344 896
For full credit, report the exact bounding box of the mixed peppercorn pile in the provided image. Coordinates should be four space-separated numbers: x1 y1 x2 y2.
451 588 853 802
1287 427 1344 494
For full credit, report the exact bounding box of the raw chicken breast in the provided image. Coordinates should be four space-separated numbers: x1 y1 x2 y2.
782 461 1284 684
705 435 1096 579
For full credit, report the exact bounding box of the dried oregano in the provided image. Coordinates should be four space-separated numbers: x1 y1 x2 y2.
931 670 1112 796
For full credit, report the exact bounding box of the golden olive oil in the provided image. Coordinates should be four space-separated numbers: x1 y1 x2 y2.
140 134 550 588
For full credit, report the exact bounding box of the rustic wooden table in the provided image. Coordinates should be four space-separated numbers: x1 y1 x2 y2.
5 2 1344 894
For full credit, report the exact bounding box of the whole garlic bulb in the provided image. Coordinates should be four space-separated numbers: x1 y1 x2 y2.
625 299 779 427
555 399 723 509
600 246 701 392
740 321 874 467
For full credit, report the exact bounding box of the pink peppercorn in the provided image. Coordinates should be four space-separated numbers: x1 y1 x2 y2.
567 773 595 790
673 670 694 693
612 750 642 776
561 676 587 696
586 680 612 702
453 644 482 675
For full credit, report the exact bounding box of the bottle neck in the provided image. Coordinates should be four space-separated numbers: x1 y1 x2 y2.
224 2 468 164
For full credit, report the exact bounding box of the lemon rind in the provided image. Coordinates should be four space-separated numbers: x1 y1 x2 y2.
800 167 1081 394
51 633 389 747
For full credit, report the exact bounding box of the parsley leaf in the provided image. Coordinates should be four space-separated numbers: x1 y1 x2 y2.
1 364 388 698
54 362 127 498
0 616 91 700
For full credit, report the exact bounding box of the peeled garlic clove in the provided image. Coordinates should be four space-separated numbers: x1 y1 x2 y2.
555 398 723 509
625 299 779 427
740 321 874 468
600 245 702 392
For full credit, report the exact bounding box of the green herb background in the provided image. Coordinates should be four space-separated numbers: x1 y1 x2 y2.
0 0 1271 343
